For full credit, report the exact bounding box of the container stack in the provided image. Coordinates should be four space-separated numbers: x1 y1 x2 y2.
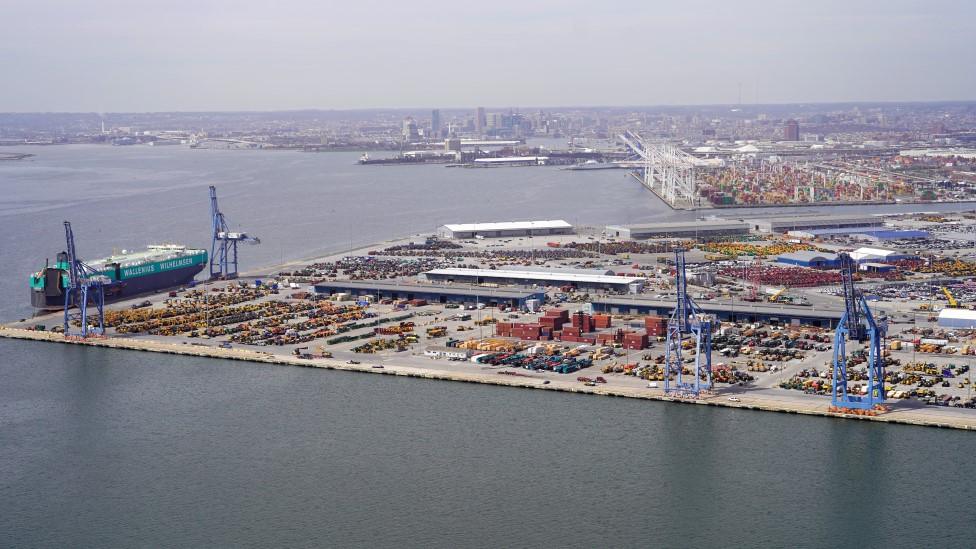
644 316 666 337
622 332 649 350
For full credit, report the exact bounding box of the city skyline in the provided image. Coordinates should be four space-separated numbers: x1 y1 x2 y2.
2 0 974 112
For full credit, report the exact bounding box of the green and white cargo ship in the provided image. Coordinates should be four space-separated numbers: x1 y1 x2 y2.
30 245 208 309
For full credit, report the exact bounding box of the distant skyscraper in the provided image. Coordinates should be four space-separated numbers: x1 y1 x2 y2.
475 107 485 135
486 112 503 130
402 117 419 140
784 119 800 141
431 109 441 138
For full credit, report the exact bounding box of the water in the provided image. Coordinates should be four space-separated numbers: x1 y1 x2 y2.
1 146 974 548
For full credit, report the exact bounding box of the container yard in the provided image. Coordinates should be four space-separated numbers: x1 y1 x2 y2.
6 211 976 430
621 131 976 210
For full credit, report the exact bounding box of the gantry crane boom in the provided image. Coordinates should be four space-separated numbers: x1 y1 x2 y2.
209 185 260 280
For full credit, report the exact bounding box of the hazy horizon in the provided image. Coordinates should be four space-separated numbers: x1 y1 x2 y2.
5 99 976 116
2 0 974 112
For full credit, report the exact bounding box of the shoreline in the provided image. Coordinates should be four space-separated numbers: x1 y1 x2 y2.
3 326 972 432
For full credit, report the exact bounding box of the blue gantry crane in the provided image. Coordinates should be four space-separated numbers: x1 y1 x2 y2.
831 252 887 411
664 247 714 397
62 221 112 338
209 185 260 280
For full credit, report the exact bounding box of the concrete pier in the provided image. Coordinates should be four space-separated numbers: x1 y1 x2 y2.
3 326 973 432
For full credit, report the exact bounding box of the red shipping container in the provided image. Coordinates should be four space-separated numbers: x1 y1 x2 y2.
623 332 649 350
645 316 665 329
546 309 569 319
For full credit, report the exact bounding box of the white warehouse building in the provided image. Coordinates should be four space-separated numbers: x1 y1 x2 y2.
437 220 573 239
423 267 644 294
848 247 913 263
938 309 976 330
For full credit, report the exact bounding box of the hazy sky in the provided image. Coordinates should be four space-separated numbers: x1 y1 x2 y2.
2 0 974 112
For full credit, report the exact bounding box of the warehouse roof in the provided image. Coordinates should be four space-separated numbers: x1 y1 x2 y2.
442 220 572 232
777 250 839 262
591 295 843 321
938 308 976 328
849 247 899 261
313 280 542 299
505 265 614 276
853 230 930 240
607 221 749 232
759 214 880 224
789 227 887 237
425 268 643 285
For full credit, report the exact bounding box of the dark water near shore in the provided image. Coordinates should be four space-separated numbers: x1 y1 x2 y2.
1 146 974 548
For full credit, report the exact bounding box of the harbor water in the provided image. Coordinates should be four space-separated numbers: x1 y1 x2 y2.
1 146 974 547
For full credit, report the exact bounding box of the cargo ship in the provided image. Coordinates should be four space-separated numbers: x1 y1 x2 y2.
30 245 208 310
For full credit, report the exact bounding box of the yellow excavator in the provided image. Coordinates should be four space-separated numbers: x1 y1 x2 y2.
942 287 959 308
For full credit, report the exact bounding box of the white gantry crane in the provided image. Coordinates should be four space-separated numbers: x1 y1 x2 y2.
618 131 700 209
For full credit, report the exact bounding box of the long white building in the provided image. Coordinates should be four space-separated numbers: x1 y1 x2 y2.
423 267 644 293
437 220 573 239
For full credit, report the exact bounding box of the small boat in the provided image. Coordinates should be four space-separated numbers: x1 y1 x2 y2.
372 364 384 369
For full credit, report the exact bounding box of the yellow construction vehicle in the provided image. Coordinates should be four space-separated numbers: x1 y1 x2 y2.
942 287 959 308
768 287 787 303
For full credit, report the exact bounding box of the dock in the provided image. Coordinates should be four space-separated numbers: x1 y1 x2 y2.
3 325 973 431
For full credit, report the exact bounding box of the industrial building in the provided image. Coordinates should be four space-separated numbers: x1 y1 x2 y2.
852 229 930 242
859 262 896 274
605 220 750 240
312 280 545 309
590 296 842 327
783 119 801 141
422 267 644 293
776 250 840 268
787 227 930 241
938 308 976 330
437 219 573 239
848 247 913 263
752 215 882 234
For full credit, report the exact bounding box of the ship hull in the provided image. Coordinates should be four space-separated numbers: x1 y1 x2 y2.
31 262 205 310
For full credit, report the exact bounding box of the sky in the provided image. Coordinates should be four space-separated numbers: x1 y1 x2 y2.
1 0 974 112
